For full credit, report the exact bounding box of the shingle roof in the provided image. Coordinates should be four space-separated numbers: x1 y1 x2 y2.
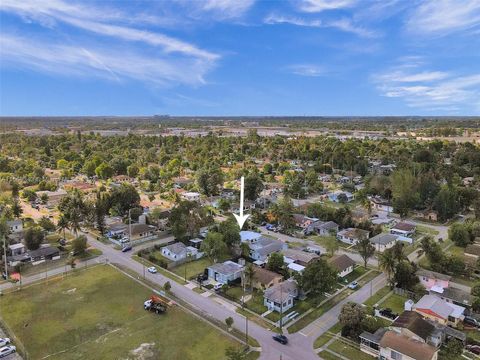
391 311 435 341
370 233 397 245
414 295 457 320
328 254 356 272
416 269 451 282
164 242 186 255
253 267 282 285
380 331 437 360
392 222 416 232
208 261 243 276
282 248 319 264
338 227 369 240
264 280 297 303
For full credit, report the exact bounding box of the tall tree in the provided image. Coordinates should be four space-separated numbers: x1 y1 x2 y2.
356 236 375 268
379 249 396 288
324 235 339 256
200 232 227 262
244 172 264 201
295 258 337 302
272 196 295 234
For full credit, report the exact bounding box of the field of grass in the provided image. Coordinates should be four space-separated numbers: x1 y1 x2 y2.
416 225 440 236
171 257 213 280
363 286 391 308
0 264 239 360
133 255 187 285
317 350 342 359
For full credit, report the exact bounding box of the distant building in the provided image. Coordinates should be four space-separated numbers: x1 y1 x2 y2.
391 222 416 237
306 221 339 236
181 192 201 202
328 254 356 278
337 227 369 245
370 233 398 252
7 219 23 233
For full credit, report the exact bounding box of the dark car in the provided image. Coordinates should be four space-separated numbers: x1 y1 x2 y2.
464 316 480 328
466 345 480 355
380 308 398 320
121 245 132 252
197 273 208 283
272 334 288 345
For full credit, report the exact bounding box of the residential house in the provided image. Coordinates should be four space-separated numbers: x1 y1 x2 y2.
181 192 201 202
63 181 96 193
360 328 387 357
130 224 157 241
337 228 370 245
391 222 416 237
207 261 244 284
370 195 393 213
7 219 22 233
328 190 354 203
293 214 318 229
28 246 60 262
249 238 286 262
8 243 26 256
189 238 203 249
35 189 67 208
107 222 128 238
370 233 398 252
465 243 480 260
413 295 465 327
416 269 451 293
414 209 438 222
263 279 298 313
240 230 263 244
161 242 202 261
379 331 438 360
172 177 194 188
390 311 443 348
282 248 319 267
328 254 356 278
251 267 283 290
306 221 339 236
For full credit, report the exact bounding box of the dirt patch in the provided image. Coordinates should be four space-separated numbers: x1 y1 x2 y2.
129 343 156 359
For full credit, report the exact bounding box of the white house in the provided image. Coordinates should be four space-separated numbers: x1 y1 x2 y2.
264 279 298 313
328 254 356 278
337 228 370 245
181 191 201 202
249 238 286 262
370 233 398 252
207 261 244 284
391 222 416 237
7 219 23 233
379 331 438 360
240 230 262 244
161 242 202 261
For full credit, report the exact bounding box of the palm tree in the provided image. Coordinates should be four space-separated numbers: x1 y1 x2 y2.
57 214 69 240
244 263 256 292
240 242 251 259
379 249 396 288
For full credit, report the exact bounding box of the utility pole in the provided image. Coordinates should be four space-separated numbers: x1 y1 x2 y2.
2 231 7 279
241 271 249 348
280 283 283 331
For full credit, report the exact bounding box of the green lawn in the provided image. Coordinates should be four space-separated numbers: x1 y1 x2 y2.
133 255 187 285
416 225 440 236
363 286 391 308
380 293 408 314
328 339 373 360
317 350 342 360
171 257 213 280
313 323 342 348
0 265 239 360
245 291 269 315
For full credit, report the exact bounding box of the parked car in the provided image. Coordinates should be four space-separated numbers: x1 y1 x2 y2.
1 272 6 280
197 273 208 283
348 281 358 290
0 345 16 358
464 316 480 328
213 283 223 291
147 267 157 274
272 334 288 345
0 339 10 348
466 345 480 355
121 245 132 253
379 308 398 320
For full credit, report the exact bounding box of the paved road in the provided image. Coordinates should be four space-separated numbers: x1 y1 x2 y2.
81 232 318 360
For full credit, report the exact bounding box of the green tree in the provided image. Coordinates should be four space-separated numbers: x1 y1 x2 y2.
296 258 337 302
95 162 114 179
108 183 140 216
272 196 295 234
200 232 227 262
391 169 418 218
127 164 139 178
339 302 365 338
379 249 396 288
394 261 419 290
324 235 339 256
267 252 284 273
38 216 55 232
449 223 471 247
72 235 87 255
196 166 224 196
244 263 255 292
169 200 210 241
24 227 45 250
244 172 264 201
356 236 375 268
164 281 171 292
433 185 459 222
218 218 241 250
439 340 464 359
225 316 234 330
57 214 69 240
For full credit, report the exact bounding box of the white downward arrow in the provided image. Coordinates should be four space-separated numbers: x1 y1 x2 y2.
233 176 250 230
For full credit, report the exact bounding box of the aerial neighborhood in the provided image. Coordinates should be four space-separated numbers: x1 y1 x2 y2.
2 118 480 360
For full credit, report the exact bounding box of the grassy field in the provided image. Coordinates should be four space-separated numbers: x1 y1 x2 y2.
363 286 391 308
313 322 342 348
0 265 240 360
327 339 373 360
171 257 213 280
380 293 407 313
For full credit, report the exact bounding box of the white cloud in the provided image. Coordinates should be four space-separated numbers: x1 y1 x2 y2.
173 0 255 20
406 0 480 36
373 61 480 111
264 14 377 37
298 0 357 13
287 64 327 77
0 34 213 86
0 0 219 86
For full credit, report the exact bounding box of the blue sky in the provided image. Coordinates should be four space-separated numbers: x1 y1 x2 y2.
1 0 480 116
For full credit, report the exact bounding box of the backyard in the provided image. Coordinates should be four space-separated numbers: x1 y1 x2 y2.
0 264 240 360
171 257 213 280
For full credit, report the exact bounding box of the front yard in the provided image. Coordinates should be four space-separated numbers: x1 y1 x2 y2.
171 257 213 280
0 264 240 360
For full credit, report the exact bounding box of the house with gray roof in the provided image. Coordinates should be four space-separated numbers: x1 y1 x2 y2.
370 233 398 252
249 237 286 261
306 220 339 236
207 261 244 285
263 279 298 313
161 242 202 261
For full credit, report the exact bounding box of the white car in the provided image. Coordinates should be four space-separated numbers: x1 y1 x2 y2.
0 339 9 348
147 267 157 274
213 283 223 291
0 345 16 358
